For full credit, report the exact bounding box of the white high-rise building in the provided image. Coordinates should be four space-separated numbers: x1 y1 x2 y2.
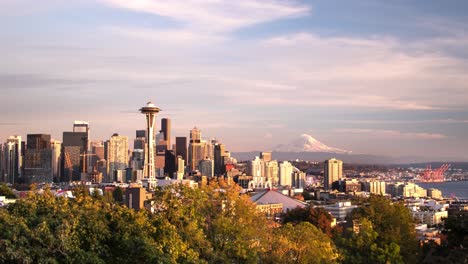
248 156 264 178
279 161 293 186
176 156 185 180
324 158 343 190
264 160 279 186
107 134 129 182
51 140 61 180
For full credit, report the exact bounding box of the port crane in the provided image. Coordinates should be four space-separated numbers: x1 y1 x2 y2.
421 164 450 182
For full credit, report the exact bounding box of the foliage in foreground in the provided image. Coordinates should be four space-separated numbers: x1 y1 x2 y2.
0 182 339 263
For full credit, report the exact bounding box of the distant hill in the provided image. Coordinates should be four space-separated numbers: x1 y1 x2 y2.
233 133 467 165
232 151 392 164
231 151 466 165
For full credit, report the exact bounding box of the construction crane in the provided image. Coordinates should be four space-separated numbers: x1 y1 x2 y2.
80 152 96 182
64 151 73 184
421 164 450 182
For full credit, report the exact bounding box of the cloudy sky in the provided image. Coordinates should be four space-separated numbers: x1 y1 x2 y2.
1 0 468 160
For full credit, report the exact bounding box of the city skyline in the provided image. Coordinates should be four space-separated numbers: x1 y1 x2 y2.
1 0 468 160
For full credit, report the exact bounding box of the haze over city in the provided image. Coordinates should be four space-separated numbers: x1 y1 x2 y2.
1 0 468 161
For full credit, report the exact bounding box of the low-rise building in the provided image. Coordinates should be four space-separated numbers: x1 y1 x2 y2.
323 201 358 221
361 180 386 195
250 189 306 216
408 199 449 226
427 188 443 199
125 187 153 211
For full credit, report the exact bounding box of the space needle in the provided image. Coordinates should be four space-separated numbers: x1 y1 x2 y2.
139 102 160 190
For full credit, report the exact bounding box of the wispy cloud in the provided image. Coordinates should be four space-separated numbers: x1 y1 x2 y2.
335 128 448 139
329 119 468 125
101 0 310 33
106 26 227 45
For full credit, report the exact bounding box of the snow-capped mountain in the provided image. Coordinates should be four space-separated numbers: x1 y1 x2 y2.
274 134 351 154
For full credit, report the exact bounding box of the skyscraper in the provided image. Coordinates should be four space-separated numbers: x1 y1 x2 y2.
199 158 214 178
133 130 146 173
51 140 61 181
62 130 88 182
324 158 343 190
248 156 264 178
264 160 279 185
73 121 92 173
155 130 166 172
3 135 22 184
161 118 171 149
164 149 176 177
188 127 204 171
279 161 293 186
139 102 160 189
260 152 272 162
106 133 129 182
131 149 144 171
176 156 185 180
26 134 51 150
175 137 187 162
134 130 146 150
24 134 53 183
214 143 226 175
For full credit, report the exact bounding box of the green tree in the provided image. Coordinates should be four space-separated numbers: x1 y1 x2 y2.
283 205 334 237
265 222 339 264
112 186 124 204
336 218 403 264
0 187 193 263
347 195 420 263
0 183 16 198
149 180 272 263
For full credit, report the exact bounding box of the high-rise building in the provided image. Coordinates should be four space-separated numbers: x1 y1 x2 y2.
3 135 22 184
51 140 61 180
188 127 204 171
248 156 264 178
26 134 51 150
190 127 201 142
264 160 279 185
139 102 160 190
91 141 105 165
73 121 92 173
199 158 214 178
324 158 343 190
292 171 306 189
134 130 146 150
161 118 171 149
62 131 87 182
214 143 226 175
155 130 166 171
24 134 53 183
279 161 293 186
260 152 272 162
176 156 185 180
106 133 129 182
131 149 144 171
175 137 187 162
164 149 176 177
248 156 267 188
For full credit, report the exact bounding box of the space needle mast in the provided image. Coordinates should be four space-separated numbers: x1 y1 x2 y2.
139 102 160 190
